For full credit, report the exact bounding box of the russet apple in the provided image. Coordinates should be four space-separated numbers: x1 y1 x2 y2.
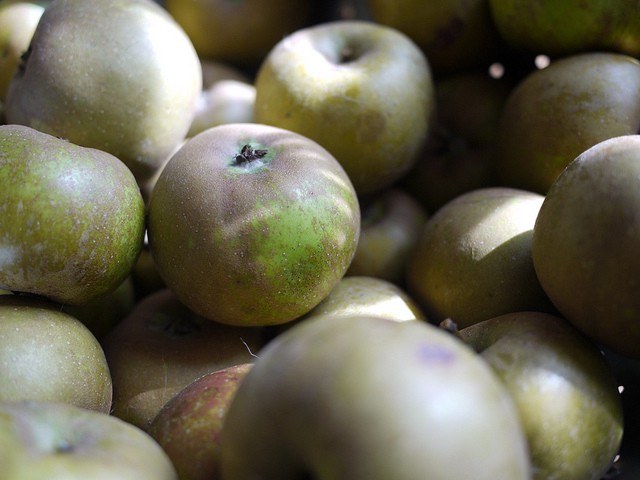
253 20 435 197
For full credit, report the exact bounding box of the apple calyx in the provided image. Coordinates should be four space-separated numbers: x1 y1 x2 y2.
147 312 202 337
232 144 269 168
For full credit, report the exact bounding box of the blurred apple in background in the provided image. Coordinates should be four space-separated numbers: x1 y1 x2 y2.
456 311 624 480
199 58 252 88
253 19 434 197
164 0 313 70
406 187 555 329
368 0 506 75
494 52 640 194
402 70 513 213
220 315 531 479
0 295 112 413
532 135 640 359
0 400 178 479
101 288 269 430
148 363 253 480
346 189 427 285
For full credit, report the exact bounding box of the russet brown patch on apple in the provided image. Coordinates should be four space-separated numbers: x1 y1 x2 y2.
358 110 386 144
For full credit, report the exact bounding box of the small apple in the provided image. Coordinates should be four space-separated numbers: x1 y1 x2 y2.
0 400 178 479
494 52 640 194
456 311 624 480
0 295 112 413
199 58 252 89
0 124 145 306
532 135 640 358
5 0 202 182
147 123 360 327
406 187 555 329
253 20 435 197
101 288 269 430
220 315 531 479
148 363 253 480
346 188 427 285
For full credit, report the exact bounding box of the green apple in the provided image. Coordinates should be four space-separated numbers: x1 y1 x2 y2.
494 52 640 194
253 20 435 197
101 288 269 430
368 0 505 75
0 295 112 413
220 315 531 479
0 0 49 101
0 124 145 305
147 123 360 327
4 0 202 182
148 363 253 480
164 0 313 69
456 312 623 480
489 0 640 57
406 187 555 329
346 189 427 285
0 400 178 480
532 135 640 358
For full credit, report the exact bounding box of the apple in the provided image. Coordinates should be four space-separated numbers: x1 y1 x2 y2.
5 0 202 182
219 315 531 479
253 19 435 197
532 135 640 358
164 0 313 69
0 295 112 413
368 0 505 75
0 400 178 479
406 187 555 329
489 0 640 58
455 311 624 480
147 123 360 327
494 52 640 194
148 363 253 480
199 58 252 89
346 188 427 285
0 124 145 306
101 288 269 430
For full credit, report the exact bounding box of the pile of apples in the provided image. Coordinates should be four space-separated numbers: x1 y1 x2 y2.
1 0 639 479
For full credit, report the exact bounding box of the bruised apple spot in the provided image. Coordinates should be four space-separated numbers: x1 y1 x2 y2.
417 344 457 364
358 110 386 144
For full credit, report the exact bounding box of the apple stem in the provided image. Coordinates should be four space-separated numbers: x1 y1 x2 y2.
439 318 462 338
233 144 268 166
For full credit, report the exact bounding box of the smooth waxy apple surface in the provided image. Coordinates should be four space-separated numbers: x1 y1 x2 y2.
147 123 360 327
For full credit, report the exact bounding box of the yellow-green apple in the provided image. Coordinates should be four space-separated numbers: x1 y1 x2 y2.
253 20 435 197
220 315 531 479
368 0 505 75
199 58 252 88
532 135 640 358
0 400 178 480
148 363 253 480
406 187 555 329
346 189 427 285
489 0 640 58
4 0 202 182
457 311 624 480
0 125 145 305
147 123 360 327
0 295 112 413
494 52 640 194
402 70 512 212
164 0 313 69
101 288 269 430
0 0 49 102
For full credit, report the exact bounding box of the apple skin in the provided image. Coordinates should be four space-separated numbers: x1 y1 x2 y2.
346 189 427 285
494 52 640 194
0 124 145 306
147 123 360 327
457 311 624 480
0 295 112 413
0 400 178 480
406 187 555 329
220 315 531 479
253 20 435 197
148 363 253 480
489 0 640 58
5 0 202 182
101 288 269 430
532 135 640 358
